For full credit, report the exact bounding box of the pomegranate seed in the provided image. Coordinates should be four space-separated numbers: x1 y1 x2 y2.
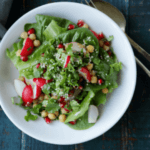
68 24 75 30
98 32 104 40
104 41 110 46
107 50 112 56
22 102 31 107
45 117 52 124
59 96 65 102
36 63 40 69
69 89 74 94
98 79 103 85
90 30 99 40
20 56 28 61
77 20 84 27
78 85 83 90
59 102 66 108
64 108 69 112
43 69 46 73
69 120 76 125
41 53 44 57
57 43 64 49
27 28 35 35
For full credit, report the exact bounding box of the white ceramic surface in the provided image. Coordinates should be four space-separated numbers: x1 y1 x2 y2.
0 2 136 145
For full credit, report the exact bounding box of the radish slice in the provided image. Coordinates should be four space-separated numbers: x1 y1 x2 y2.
14 79 26 97
25 78 35 88
78 67 91 82
33 85 41 99
20 38 34 56
88 105 99 123
22 85 33 104
66 42 86 53
64 55 71 68
33 78 53 88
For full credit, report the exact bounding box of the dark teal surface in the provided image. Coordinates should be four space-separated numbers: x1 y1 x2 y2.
1 0 150 149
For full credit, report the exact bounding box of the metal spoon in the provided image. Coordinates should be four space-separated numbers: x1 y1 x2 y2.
83 0 150 77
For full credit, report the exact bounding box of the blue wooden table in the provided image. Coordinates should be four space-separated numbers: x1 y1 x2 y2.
1 0 150 149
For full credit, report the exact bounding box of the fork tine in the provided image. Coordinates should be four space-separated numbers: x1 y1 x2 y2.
90 0 98 9
84 0 91 6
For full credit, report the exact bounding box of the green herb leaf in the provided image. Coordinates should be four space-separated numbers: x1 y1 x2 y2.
11 97 15 104
107 35 114 41
27 47 32 51
24 110 38 122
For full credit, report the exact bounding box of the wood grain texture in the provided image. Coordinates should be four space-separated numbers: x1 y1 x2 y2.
1 0 150 150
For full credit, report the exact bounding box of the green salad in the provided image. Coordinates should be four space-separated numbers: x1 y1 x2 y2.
7 15 122 130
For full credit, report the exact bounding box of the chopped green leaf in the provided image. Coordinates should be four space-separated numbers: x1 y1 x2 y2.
107 35 114 41
24 110 38 122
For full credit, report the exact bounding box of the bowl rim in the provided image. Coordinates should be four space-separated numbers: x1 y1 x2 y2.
0 2 137 145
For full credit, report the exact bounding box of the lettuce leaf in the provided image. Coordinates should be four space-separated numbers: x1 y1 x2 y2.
65 91 95 123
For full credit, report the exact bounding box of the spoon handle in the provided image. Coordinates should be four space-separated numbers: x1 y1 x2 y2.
135 57 150 77
126 34 150 62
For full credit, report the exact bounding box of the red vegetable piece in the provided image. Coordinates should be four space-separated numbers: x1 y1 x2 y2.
98 32 104 40
64 108 69 112
68 24 75 30
33 85 41 99
36 63 40 69
77 20 85 27
20 37 34 56
20 56 28 62
59 102 66 108
78 85 83 90
104 41 110 46
107 50 112 56
22 85 33 104
45 117 52 124
98 79 103 85
57 43 64 49
33 78 52 88
41 53 44 57
90 30 99 40
69 120 76 125
79 67 91 82
64 55 71 68
27 28 35 35
59 96 65 102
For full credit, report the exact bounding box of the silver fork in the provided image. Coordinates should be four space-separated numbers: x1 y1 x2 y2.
82 0 150 77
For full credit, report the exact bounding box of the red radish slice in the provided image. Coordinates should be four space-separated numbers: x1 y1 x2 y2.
20 56 28 61
69 120 76 125
68 24 75 30
22 85 33 104
27 28 35 35
78 67 91 82
20 37 34 56
24 78 35 88
64 55 71 68
88 105 99 123
90 30 99 40
14 79 26 97
33 78 53 88
33 85 41 99
77 20 85 27
67 42 86 53
45 117 52 124
64 108 69 112
98 32 104 40
36 63 40 69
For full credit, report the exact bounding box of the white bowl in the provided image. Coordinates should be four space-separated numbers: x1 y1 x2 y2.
0 2 136 145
